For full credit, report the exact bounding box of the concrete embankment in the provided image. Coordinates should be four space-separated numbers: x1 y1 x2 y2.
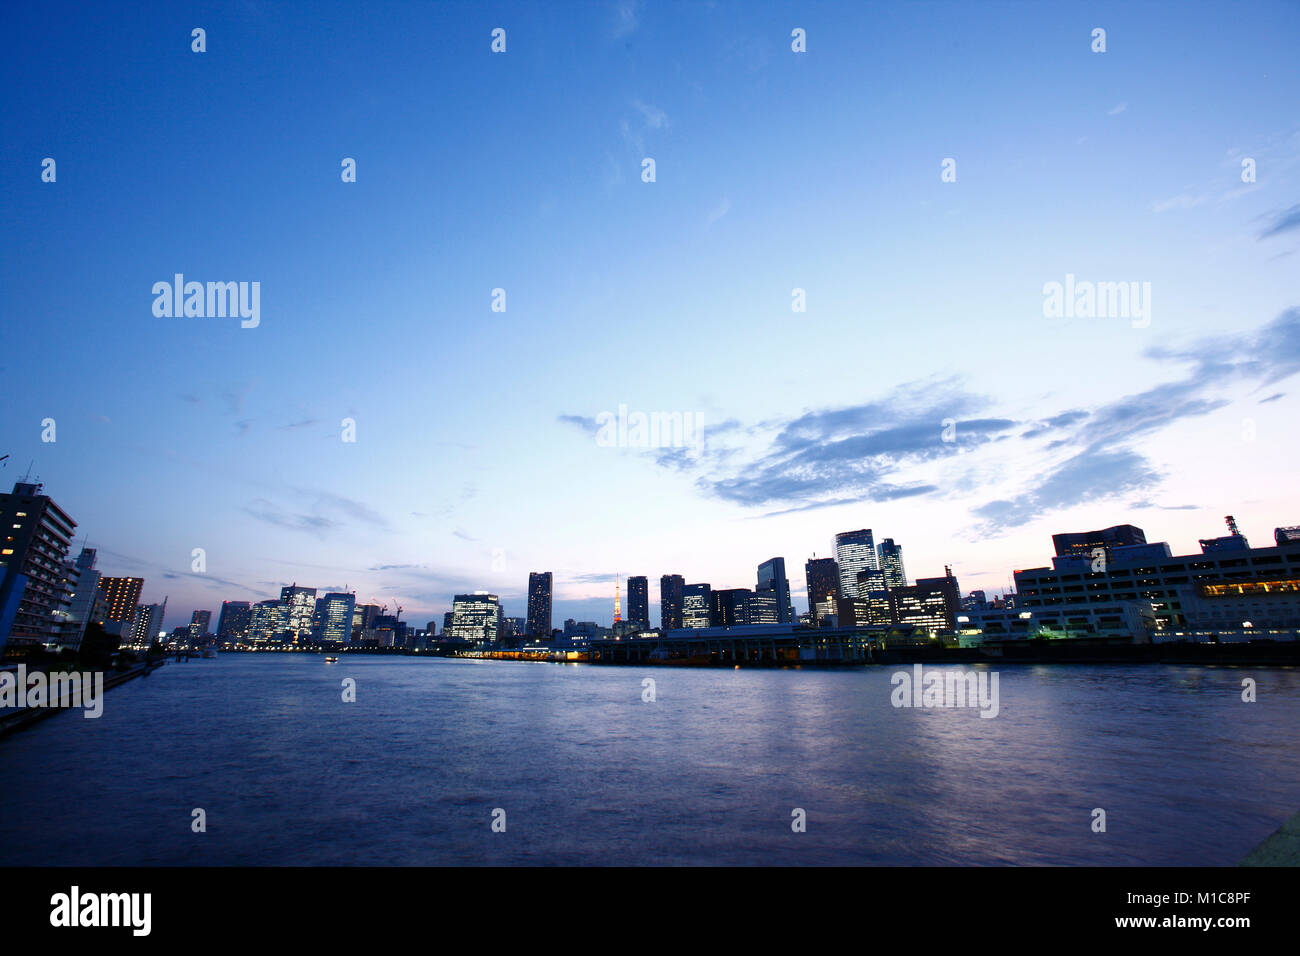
1241 810 1300 866
877 641 1300 667
0 661 164 739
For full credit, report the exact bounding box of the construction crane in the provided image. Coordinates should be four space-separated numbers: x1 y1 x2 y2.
1225 515 1241 537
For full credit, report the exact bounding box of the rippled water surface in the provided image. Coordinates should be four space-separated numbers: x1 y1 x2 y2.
1 655 1296 865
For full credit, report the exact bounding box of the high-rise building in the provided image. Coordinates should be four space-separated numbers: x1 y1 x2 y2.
1017 523 1300 631
746 590 779 624
890 572 961 632
320 592 356 644
189 609 212 640
855 568 893 625
627 575 649 629
877 539 907 590
1052 524 1146 564
711 588 752 627
61 548 104 651
96 576 144 625
526 571 553 637
280 584 317 642
835 529 878 599
130 599 168 647
0 481 78 649
660 574 685 631
45 553 77 646
756 557 793 623
353 603 381 641
805 557 841 624
682 583 713 628
249 600 287 643
216 600 252 642
448 592 501 644
310 597 326 639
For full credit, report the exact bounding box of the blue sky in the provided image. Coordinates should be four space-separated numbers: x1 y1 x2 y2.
3 0 1299 630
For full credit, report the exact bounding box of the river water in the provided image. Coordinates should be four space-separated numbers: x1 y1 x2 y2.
1 655 1296 865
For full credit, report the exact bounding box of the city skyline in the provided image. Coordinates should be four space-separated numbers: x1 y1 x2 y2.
3 1 1299 631
10 465 1291 636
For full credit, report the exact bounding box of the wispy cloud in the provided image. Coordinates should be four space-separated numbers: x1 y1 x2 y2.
632 99 668 130
973 448 1160 530
705 198 731 229
558 309 1300 534
971 307 1300 530
558 413 600 434
620 100 669 156
1151 193 1207 213
611 0 641 39
242 487 391 538
1258 202 1300 239
244 500 336 536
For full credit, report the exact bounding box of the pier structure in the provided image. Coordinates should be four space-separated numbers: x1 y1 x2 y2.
587 624 890 666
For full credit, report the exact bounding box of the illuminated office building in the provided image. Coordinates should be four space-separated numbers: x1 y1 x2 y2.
855 568 893 625
448 592 501 644
217 600 252 641
280 584 317 642
889 572 961 632
835 529 878 599
320 592 356 644
1017 522 1300 631
682 583 712 629
877 539 907 590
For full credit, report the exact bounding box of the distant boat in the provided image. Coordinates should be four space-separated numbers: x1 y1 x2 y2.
324 656 339 663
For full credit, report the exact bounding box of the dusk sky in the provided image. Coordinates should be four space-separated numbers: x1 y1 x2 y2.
3 0 1299 630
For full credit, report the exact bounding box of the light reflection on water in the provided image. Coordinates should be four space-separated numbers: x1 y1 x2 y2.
0 655 1296 865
